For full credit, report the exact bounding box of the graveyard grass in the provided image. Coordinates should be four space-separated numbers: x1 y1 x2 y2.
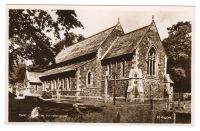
9 97 191 123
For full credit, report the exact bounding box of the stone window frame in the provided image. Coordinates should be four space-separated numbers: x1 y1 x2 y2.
121 59 126 77
86 70 93 88
146 46 157 77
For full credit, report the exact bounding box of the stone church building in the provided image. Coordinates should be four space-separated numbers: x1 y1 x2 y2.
25 18 173 102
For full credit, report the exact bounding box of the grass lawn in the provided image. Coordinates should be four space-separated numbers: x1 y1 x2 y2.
8 96 191 123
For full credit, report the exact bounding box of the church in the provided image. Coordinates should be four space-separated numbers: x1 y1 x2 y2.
24 17 173 102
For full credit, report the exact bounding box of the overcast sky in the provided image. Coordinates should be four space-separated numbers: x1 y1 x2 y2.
8 5 194 45
11 5 193 65
64 6 194 41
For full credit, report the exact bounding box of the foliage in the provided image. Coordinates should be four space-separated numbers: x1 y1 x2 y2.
9 63 26 85
162 21 191 92
9 9 84 84
54 32 85 53
9 9 83 68
41 91 53 99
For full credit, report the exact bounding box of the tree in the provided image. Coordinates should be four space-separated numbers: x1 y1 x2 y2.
8 9 83 84
9 9 83 67
9 9 84 84
162 21 191 93
54 32 85 53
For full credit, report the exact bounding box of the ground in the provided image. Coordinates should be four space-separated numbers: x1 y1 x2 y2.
8 96 191 123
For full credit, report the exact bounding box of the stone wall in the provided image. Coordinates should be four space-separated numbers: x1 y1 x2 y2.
107 79 128 97
78 57 102 96
137 24 166 80
101 56 132 97
137 23 167 100
79 88 101 96
143 79 165 99
102 56 132 79
101 23 167 100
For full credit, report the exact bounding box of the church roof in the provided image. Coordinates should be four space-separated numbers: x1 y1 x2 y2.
103 25 150 59
40 59 95 77
25 71 42 83
55 25 116 64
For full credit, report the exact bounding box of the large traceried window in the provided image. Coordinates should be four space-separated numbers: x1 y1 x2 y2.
147 47 156 76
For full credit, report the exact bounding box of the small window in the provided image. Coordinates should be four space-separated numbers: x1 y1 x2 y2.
88 72 91 85
107 64 112 76
87 72 93 87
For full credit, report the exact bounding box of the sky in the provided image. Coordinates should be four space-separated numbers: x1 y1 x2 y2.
12 5 194 65
64 6 194 41
23 5 194 43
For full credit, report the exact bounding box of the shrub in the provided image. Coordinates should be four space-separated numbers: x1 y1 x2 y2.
41 91 52 99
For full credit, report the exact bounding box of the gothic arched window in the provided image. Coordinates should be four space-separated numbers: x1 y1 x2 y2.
147 47 156 76
88 72 91 85
87 72 93 87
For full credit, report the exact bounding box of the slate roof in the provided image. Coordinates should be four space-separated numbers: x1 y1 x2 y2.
25 71 42 83
40 59 95 77
55 25 116 64
103 25 150 59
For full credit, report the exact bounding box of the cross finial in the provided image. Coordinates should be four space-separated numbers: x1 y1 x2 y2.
152 15 154 21
117 17 120 24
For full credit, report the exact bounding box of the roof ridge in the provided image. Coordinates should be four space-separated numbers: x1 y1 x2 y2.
67 25 116 48
124 25 150 36
84 25 116 40
101 37 119 60
97 24 120 50
55 25 116 58
102 23 152 60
